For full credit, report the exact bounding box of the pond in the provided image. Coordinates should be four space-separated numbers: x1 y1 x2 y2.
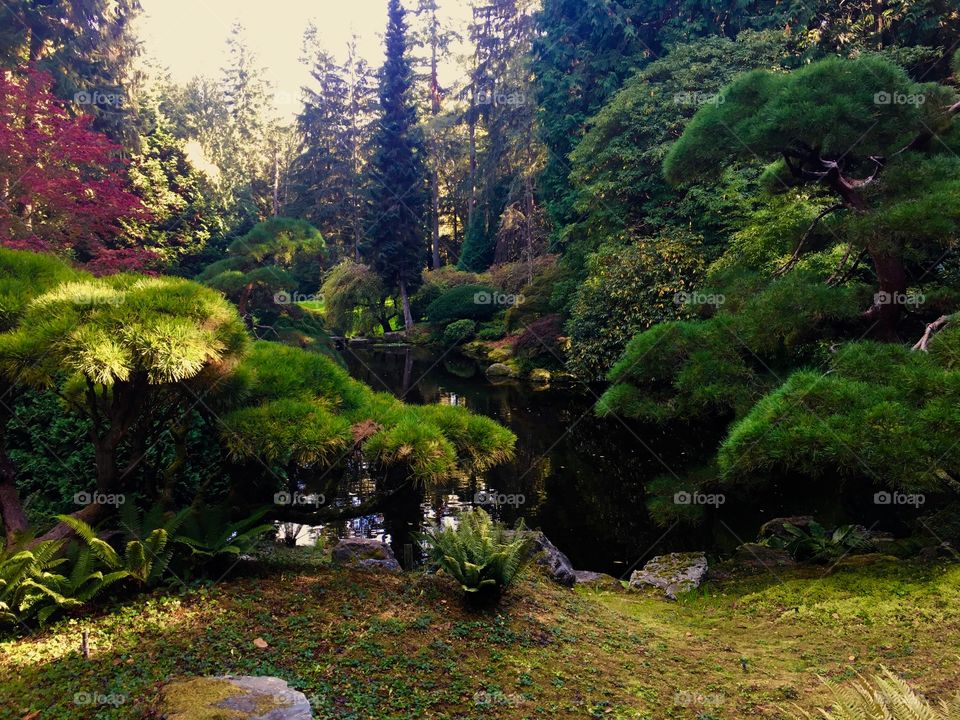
304 344 852 576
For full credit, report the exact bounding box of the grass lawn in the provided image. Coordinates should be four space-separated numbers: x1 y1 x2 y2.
2 556 958 719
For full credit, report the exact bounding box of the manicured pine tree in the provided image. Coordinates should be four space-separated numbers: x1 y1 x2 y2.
364 0 429 331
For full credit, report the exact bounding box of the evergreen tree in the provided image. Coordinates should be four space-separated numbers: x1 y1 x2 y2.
364 0 429 331
290 29 377 262
458 0 542 272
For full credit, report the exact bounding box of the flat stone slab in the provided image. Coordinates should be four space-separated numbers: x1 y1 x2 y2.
629 552 708 599
160 676 312 719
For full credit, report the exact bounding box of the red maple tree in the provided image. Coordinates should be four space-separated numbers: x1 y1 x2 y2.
0 67 155 273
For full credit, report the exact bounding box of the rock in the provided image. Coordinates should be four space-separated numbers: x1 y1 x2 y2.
485 362 517 378
629 552 708 599
160 676 312 719
380 331 406 343
757 516 815 541
733 543 796 570
919 542 956 561
347 336 370 346
355 558 401 572
331 538 401 571
574 570 623 591
529 368 552 384
526 532 576 587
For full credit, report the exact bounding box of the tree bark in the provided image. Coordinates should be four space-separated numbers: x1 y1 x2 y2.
864 245 908 339
399 278 414 331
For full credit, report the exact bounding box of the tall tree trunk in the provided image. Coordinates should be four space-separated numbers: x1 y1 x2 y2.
0 455 28 546
468 86 477 234
867 245 908 339
272 148 281 216
399 277 414 331
429 15 442 270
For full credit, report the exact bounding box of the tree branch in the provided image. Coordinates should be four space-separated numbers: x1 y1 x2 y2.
773 203 844 278
912 315 951 352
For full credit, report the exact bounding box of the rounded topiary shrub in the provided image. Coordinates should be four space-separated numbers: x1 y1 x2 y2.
425 284 499 323
442 319 477 346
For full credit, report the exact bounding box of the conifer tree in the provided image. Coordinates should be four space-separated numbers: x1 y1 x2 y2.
364 0 429 331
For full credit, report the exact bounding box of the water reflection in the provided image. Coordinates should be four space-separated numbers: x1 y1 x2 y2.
311 344 726 575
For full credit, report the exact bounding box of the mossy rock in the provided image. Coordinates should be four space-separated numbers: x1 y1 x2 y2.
159 676 312 719
529 368 552 384
486 362 518 378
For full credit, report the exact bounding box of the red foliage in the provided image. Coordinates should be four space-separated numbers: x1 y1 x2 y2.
0 67 155 273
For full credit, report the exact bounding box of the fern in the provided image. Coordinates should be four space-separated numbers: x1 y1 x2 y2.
420 508 530 601
787 667 960 719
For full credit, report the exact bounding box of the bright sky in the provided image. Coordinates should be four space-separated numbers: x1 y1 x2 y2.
137 0 473 118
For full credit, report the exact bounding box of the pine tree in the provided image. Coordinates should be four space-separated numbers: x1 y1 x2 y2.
364 0 429 331
291 29 377 262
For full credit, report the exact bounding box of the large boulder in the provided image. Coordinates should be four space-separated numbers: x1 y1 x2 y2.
526 532 576 587
331 538 400 572
574 570 623 591
629 552 708 599
485 362 518 378
160 676 312 719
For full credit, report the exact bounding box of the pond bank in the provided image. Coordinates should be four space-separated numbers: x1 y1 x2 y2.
3 556 958 719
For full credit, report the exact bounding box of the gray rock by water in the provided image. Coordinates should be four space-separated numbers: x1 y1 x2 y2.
331 538 401 571
527 532 576 587
629 552 708 599
485 362 517 378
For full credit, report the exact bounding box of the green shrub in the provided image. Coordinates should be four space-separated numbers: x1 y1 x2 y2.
761 521 873 563
420 508 530 601
443 320 477 346
476 320 506 341
566 234 706 379
425 285 499 323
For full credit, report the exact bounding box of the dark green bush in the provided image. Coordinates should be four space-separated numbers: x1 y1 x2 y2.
425 285 499 323
443 319 477 346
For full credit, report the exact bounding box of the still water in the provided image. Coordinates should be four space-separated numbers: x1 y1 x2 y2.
300 345 846 576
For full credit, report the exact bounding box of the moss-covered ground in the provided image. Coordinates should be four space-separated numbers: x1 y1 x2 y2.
2 556 958 719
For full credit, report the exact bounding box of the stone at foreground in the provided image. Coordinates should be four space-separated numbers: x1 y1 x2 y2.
574 570 624 591
629 552 708 599
331 538 401 571
160 676 312 719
